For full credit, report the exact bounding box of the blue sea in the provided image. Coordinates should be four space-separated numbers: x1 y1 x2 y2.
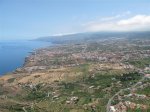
0 40 52 75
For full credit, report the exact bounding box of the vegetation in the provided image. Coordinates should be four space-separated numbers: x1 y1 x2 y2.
129 58 150 68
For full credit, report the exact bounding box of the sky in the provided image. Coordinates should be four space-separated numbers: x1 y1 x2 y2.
0 0 150 40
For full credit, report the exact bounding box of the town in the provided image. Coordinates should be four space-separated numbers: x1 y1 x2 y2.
0 36 150 112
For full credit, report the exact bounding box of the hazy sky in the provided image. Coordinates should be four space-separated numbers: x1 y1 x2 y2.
0 0 150 40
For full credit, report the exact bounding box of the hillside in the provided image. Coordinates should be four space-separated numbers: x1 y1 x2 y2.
36 31 150 44
0 34 150 112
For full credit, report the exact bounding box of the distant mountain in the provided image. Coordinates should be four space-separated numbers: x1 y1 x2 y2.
36 31 150 44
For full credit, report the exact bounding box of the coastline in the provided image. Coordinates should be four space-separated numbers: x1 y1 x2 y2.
0 40 53 76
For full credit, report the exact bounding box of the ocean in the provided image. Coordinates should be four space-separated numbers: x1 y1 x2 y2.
0 40 52 75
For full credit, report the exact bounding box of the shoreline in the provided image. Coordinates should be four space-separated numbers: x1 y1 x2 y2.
0 40 54 76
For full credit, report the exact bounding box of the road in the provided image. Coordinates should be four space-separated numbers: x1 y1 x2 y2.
106 75 146 112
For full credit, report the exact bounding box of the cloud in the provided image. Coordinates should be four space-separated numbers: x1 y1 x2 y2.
100 11 131 21
82 14 150 32
83 11 131 26
118 15 150 26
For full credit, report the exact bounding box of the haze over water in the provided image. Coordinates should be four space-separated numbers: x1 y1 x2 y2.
0 40 51 75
